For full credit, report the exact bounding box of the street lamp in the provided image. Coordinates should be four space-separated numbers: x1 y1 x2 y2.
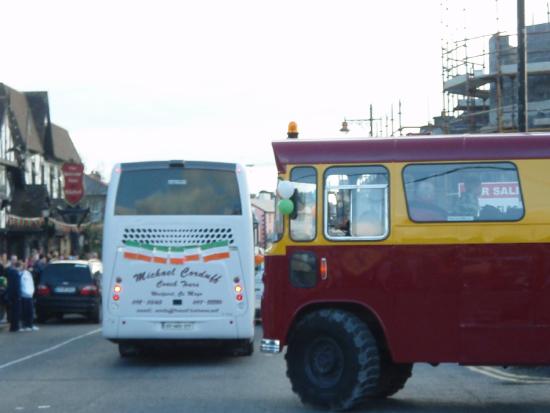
339 121 349 133
339 105 381 137
41 207 50 254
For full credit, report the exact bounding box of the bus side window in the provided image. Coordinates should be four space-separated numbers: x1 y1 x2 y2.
403 162 525 223
324 166 389 240
289 167 317 241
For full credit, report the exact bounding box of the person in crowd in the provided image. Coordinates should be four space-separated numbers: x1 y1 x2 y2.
408 180 447 221
6 255 22 332
20 261 39 332
0 253 7 267
0 270 7 323
1 254 10 323
49 251 59 262
32 254 48 287
27 249 39 269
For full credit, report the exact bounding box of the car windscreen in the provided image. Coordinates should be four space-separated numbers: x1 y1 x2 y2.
42 264 92 284
114 168 242 215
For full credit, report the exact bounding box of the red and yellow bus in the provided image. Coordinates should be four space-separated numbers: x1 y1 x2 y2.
261 133 550 410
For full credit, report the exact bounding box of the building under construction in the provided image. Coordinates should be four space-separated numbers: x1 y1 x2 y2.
425 21 550 134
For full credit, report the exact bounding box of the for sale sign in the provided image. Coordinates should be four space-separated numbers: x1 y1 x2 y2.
458 181 522 211
62 163 85 205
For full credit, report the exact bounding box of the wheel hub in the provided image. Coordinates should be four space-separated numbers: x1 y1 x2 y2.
305 336 344 388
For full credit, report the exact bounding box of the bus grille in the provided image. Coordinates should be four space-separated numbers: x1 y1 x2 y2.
121 226 235 246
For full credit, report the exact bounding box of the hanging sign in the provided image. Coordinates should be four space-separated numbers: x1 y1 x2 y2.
62 163 85 206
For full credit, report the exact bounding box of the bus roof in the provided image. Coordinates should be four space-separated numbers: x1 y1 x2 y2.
119 160 238 172
272 133 550 173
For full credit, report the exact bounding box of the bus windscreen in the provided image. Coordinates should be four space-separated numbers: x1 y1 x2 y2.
114 168 242 216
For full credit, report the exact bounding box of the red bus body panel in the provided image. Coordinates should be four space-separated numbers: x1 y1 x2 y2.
272 134 550 173
264 242 550 364
264 134 550 365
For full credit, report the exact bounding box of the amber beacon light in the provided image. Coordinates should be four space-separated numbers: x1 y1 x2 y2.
287 121 298 139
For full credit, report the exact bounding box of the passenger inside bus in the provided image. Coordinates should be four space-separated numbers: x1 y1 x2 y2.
408 180 447 221
456 175 482 217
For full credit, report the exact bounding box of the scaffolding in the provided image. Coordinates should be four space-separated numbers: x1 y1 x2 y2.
439 1 550 134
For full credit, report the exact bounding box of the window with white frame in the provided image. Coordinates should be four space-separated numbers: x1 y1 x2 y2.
325 166 389 240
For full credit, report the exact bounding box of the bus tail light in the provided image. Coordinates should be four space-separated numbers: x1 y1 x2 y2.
113 283 122 301
320 257 328 280
234 281 244 302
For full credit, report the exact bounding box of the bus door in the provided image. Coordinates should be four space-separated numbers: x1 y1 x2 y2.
286 165 392 321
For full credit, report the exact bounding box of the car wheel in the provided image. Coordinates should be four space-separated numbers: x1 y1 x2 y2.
286 309 380 411
36 311 49 324
89 306 101 324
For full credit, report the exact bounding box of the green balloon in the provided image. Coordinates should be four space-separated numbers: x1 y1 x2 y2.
278 199 294 215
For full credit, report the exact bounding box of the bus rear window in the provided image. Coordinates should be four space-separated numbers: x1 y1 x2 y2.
115 168 242 215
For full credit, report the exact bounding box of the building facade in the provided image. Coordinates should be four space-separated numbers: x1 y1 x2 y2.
80 172 108 257
251 191 275 250
0 83 84 259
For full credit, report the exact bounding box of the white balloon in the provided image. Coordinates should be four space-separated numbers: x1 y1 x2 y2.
277 180 295 199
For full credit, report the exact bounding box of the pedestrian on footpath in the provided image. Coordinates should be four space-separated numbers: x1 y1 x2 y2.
6 255 22 332
21 261 39 332
31 254 47 288
0 271 7 323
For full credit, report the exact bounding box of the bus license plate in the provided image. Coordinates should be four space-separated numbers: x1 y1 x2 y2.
163 322 194 331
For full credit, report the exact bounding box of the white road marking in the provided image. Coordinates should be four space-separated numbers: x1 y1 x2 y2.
468 366 550 384
37 406 51 409
0 329 101 370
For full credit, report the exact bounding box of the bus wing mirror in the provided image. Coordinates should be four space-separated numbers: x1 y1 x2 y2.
289 191 299 220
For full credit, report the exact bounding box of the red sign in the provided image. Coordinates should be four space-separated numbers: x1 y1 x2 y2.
62 163 85 205
458 181 520 198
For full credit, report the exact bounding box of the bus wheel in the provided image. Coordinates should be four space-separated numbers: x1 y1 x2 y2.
286 309 380 411
370 359 412 399
118 342 140 358
229 339 254 357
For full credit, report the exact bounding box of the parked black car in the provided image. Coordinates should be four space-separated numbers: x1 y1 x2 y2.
36 260 102 323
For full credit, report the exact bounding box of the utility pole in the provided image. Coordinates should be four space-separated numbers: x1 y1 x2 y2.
517 0 528 132
369 104 374 137
398 100 403 136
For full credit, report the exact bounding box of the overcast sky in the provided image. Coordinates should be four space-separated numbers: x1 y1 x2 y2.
2 0 549 193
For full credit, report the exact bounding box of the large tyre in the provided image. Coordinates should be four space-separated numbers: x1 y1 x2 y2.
286 309 380 411
370 358 412 399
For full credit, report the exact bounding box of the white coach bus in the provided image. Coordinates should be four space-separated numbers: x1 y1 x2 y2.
102 160 255 357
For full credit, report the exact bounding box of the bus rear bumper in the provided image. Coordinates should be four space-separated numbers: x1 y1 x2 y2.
261 338 281 353
102 315 254 340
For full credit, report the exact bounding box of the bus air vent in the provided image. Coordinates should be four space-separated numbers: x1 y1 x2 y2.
121 226 235 246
